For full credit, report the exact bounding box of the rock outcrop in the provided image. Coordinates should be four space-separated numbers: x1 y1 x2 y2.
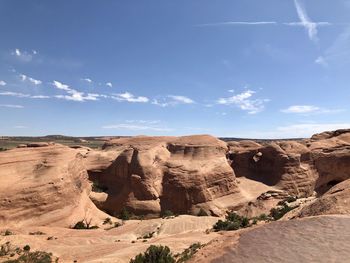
87 135 237 216
0 144 107 227
228 129 350 198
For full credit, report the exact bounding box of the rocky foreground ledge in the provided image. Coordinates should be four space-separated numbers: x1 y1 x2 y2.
0 129 350 262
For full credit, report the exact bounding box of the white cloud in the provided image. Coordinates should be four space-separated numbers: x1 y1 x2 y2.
0 80 6 86
0 91 49 99
125 120 161 124
20 74 42 85
217 90 268 114
196 21 277 27
282 105 320 113
55 91 100 102
52 80 70 91
102 123 172 132
287 0 331 42
13 125 27 128
112 92 149 103
168 95 194 104
12 48 36 62
106 82 113 87
82 78 92 83
0 104 24 108
152 95 195 107
281 105 344 114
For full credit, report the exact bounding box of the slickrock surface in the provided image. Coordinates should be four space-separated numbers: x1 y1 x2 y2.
0 144 108 227
0 215 219 263
190 215 350 263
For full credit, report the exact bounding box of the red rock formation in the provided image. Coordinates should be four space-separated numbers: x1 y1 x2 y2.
87 135 237 216
0 144 107 227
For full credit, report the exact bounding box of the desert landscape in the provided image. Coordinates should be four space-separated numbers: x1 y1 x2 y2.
1 129 350 262
2 1 350 262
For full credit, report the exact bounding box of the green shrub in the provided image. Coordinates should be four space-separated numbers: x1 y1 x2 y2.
176 243 202 263
4 251 53 263
23 245 30 252
130 245 175 263
197 209 208 217
213 212 250 231
257 213 269 221
119 208 131 220
72 219 98 230
270 203 295 220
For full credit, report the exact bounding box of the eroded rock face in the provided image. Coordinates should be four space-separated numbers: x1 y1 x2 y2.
0 145 107 227
228 141 316 197
298 179 350 217
228 129 350 198
87 135 237 216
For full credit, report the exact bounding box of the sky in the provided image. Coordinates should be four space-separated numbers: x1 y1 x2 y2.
0 0 350 138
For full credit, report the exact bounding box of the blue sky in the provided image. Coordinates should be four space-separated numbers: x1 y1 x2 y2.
0 0 350 138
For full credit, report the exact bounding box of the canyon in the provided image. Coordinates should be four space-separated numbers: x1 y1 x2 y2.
1 129 350 262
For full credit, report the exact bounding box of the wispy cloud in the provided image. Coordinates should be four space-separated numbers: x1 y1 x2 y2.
125 120 161 124
282 105 345 114
20 74 42 85
152 95 195 107
196 21 277 27
11 48 37 62
286 0 331 42
102 123 172 131
0 91 49 99
82 78 92 83
52 80 70 91
196 1 332 43
282 105 320 113
112 92 149 103
106 82 113 87
52 80 100 102
0 80 6 86
316 27 350 66
0 104 24 108
314 56 328 67
217 90 268 114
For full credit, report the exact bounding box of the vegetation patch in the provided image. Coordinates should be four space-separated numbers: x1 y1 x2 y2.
270 203 297 220
175 243 203 263
130 245 175 263
1 242 56 263
213 212 250 231
72 218 98 230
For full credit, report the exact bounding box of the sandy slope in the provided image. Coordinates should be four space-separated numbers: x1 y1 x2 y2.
0 215 219 263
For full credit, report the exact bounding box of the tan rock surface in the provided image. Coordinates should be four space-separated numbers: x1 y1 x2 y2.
0 144 108 227
190 215 350 263
87 135 239 216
